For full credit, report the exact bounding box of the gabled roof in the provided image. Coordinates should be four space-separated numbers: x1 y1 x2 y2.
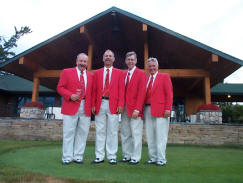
211 83 243 95
1 6 242 68
0 6 242 92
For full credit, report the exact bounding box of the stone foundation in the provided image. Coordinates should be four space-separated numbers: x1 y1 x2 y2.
196 110 222 124
20 107 45 119
0 118 242 145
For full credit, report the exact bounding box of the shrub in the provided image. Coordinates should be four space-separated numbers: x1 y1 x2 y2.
23 101 44 109
197 104 221 112
220 103 243 124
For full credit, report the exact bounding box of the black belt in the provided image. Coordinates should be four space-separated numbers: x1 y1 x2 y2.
102 96 109 100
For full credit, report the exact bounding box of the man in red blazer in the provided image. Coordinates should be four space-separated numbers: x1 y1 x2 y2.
92 49 124 165
57 53 93 165
120 51 146 165
144 57 173 166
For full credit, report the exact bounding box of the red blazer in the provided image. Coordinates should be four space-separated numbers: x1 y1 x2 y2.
57 67 93 116
92 67 125 115
124 68 146 117
146 73 173 117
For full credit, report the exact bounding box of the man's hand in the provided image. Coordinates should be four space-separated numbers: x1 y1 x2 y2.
117 106 123 114
164 110 171 118
92 107 96 115
70 94 80 102
132 111 139 119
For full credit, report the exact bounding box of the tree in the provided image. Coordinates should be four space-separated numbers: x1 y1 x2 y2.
220 103 243 124
0 26 31 63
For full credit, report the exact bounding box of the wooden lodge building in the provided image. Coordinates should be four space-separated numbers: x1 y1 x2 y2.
1 7 243 118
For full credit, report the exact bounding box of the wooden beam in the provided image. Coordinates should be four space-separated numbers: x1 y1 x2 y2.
35 70 62 78
80 26 85 33
87 44 93 70
159 69 210 78
18 57 45 71
34 69 209 78
144 43 149 70
32 76 39 102
188 78 202 91
80 25 93 45
142 23 149 70
142 24 147 31
204 76 211 104
205 54 219 69
19 57 24 64
212 54 219 62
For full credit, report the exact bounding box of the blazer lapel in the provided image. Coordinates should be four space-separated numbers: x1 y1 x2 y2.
109 68 115 88
100 68 104 88
73 68 80 86
151 74 159 92
128 68 137 88
86 71 90 90
145 76 149 90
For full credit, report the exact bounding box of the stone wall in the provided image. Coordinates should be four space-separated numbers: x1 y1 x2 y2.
0 118 242 145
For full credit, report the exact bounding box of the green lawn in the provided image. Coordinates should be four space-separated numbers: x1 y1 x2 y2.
0 140 243 183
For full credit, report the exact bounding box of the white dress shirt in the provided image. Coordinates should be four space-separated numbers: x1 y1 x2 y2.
103 66 113 89
76 67 87 89
125 66 136 85
146 71 158 89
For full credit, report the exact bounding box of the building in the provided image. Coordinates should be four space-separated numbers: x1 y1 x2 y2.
0 7 243 117
211 83 243 102
0 74 58 117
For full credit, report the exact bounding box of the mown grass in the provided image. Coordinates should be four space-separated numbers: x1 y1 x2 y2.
0 140 243 183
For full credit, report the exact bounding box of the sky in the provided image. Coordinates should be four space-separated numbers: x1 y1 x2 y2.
1 0 243 83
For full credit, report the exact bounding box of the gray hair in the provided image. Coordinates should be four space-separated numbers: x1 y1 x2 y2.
125 51 137 59
103 49 115 58
76 53 88 60
147 57 159 66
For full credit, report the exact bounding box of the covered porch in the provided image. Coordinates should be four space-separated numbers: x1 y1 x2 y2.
1 7 242 117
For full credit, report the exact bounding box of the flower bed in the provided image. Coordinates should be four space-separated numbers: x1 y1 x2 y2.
196 104 222 124
20 102 45 119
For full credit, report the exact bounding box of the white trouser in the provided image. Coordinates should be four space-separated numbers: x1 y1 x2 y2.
62 100 90 162
95 99 119 160
144 106 169 163
120 108 143 162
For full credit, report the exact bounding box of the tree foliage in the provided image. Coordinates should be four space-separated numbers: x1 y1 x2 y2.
0 26 31 63
220 103 243 124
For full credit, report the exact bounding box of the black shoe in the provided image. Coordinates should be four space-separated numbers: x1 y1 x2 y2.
129 159 139 165
119 157 131 162
62 160 72 165
109 159 117 165
74 159 83 164
144 159 156 165
91 158 104 164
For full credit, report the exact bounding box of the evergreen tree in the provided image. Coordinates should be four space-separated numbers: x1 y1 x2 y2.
0 26 31 63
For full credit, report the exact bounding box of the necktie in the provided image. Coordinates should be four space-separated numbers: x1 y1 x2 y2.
103 68 110 97
125 72 130 100
145 75 153 104
125 71 130 90
79 71 85 99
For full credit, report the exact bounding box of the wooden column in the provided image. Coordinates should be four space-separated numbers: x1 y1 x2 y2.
32 76 40 102
143 24 148 70
88 44 93 70
144 43 148 70
204 76 211 104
